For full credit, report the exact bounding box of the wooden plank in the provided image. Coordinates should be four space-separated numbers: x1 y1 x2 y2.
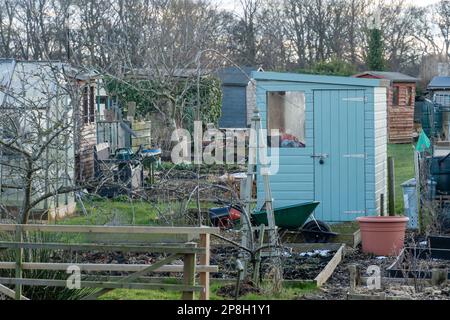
199 233 210 300
285 242 342 252
83 233 194 244
0 262 218 273
314 244 345 287
347 293 386 300
14 225 23 300
0 283 29 300
0 224 219 235
0 242 205 253
82 253 182 300
0 278 203 291
347 292 412 300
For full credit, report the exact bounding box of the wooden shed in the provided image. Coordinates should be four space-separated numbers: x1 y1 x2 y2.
66 69 109 183
253 72 388 223
354 71 419 143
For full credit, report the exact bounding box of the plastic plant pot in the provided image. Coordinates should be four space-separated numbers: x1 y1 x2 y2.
356 216 409 256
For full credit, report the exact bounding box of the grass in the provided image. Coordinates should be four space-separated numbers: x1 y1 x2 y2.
58 198 215 226
59 199 159 226
99 281 318 300
387 143 415 214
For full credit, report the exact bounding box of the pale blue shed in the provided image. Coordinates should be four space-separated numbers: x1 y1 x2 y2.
253 72 388 222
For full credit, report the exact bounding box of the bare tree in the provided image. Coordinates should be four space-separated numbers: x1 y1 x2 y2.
435 0 450 61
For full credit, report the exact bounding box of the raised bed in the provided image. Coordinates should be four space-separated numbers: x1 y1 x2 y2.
330 222 361 248
387 247 450 280
210 243 345 287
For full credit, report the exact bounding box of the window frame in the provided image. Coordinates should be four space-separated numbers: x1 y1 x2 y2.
392 86 400 106
406 86 413 106
266 90 306 149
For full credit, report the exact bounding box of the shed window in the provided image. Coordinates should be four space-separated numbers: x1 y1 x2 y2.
267 91 306 148
89 86 95 123
392 86 399 106
82 85 96 124
406 86 413 106
82 87 88 124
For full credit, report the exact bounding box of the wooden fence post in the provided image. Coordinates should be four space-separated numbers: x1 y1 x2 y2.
431 268 448 286
199 233 210 300
348 264 361 293
388 156 395 216
14 225 23 300
182 243 196 300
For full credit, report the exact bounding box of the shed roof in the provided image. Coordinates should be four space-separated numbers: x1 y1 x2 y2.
0 59 66 109
218 66 261 86
353 71 419 83
252 71 388 87
428 76 450 90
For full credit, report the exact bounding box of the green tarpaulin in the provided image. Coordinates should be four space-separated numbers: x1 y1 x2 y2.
416 131 431 152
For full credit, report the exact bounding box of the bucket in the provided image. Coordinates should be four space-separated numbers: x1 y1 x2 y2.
356 216 409 256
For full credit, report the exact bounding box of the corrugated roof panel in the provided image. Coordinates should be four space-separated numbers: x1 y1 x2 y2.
428 76 450 90
218 66 256 86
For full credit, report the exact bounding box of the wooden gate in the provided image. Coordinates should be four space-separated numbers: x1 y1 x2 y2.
0 224 218 300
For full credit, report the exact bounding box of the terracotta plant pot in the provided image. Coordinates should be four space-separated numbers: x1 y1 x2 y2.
356 216 409 256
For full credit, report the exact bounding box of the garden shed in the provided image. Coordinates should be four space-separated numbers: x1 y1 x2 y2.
217 66 261 129
354 71 419 143
253 72 388 223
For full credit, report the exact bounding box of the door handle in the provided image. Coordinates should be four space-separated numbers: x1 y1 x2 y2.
311 153 328 165
311 154 329 158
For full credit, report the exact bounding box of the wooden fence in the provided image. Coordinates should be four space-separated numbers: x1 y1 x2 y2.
0 224 218 300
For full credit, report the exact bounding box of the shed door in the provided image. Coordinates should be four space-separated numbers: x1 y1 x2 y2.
313 90 366 222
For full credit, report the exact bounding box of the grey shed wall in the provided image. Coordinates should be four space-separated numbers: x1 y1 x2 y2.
218 67 256 129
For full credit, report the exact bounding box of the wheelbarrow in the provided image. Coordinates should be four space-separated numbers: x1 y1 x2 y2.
252 201 337 243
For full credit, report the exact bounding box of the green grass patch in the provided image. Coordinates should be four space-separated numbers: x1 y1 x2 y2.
387 143 415 214
58 199 214 226
99 280 317 300
59 200 159 226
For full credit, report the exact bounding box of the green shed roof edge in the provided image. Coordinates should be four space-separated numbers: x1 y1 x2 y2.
251 71 386 87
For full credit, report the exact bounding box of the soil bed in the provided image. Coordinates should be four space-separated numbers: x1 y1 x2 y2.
211 245 336 280
298 247 450 300
216 281 262 298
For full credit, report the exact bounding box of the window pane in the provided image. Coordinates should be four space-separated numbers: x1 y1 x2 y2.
393 86 399 106
267 91 306 148
89 86 95 123
406 87 413 106
83 86 88 124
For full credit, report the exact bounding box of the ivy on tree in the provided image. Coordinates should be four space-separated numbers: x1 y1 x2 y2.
105 76 222 133
367 28 385 71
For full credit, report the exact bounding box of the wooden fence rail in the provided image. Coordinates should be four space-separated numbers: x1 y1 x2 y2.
0 224 219 300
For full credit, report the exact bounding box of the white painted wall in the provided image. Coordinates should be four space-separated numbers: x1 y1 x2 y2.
374 87 388 214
